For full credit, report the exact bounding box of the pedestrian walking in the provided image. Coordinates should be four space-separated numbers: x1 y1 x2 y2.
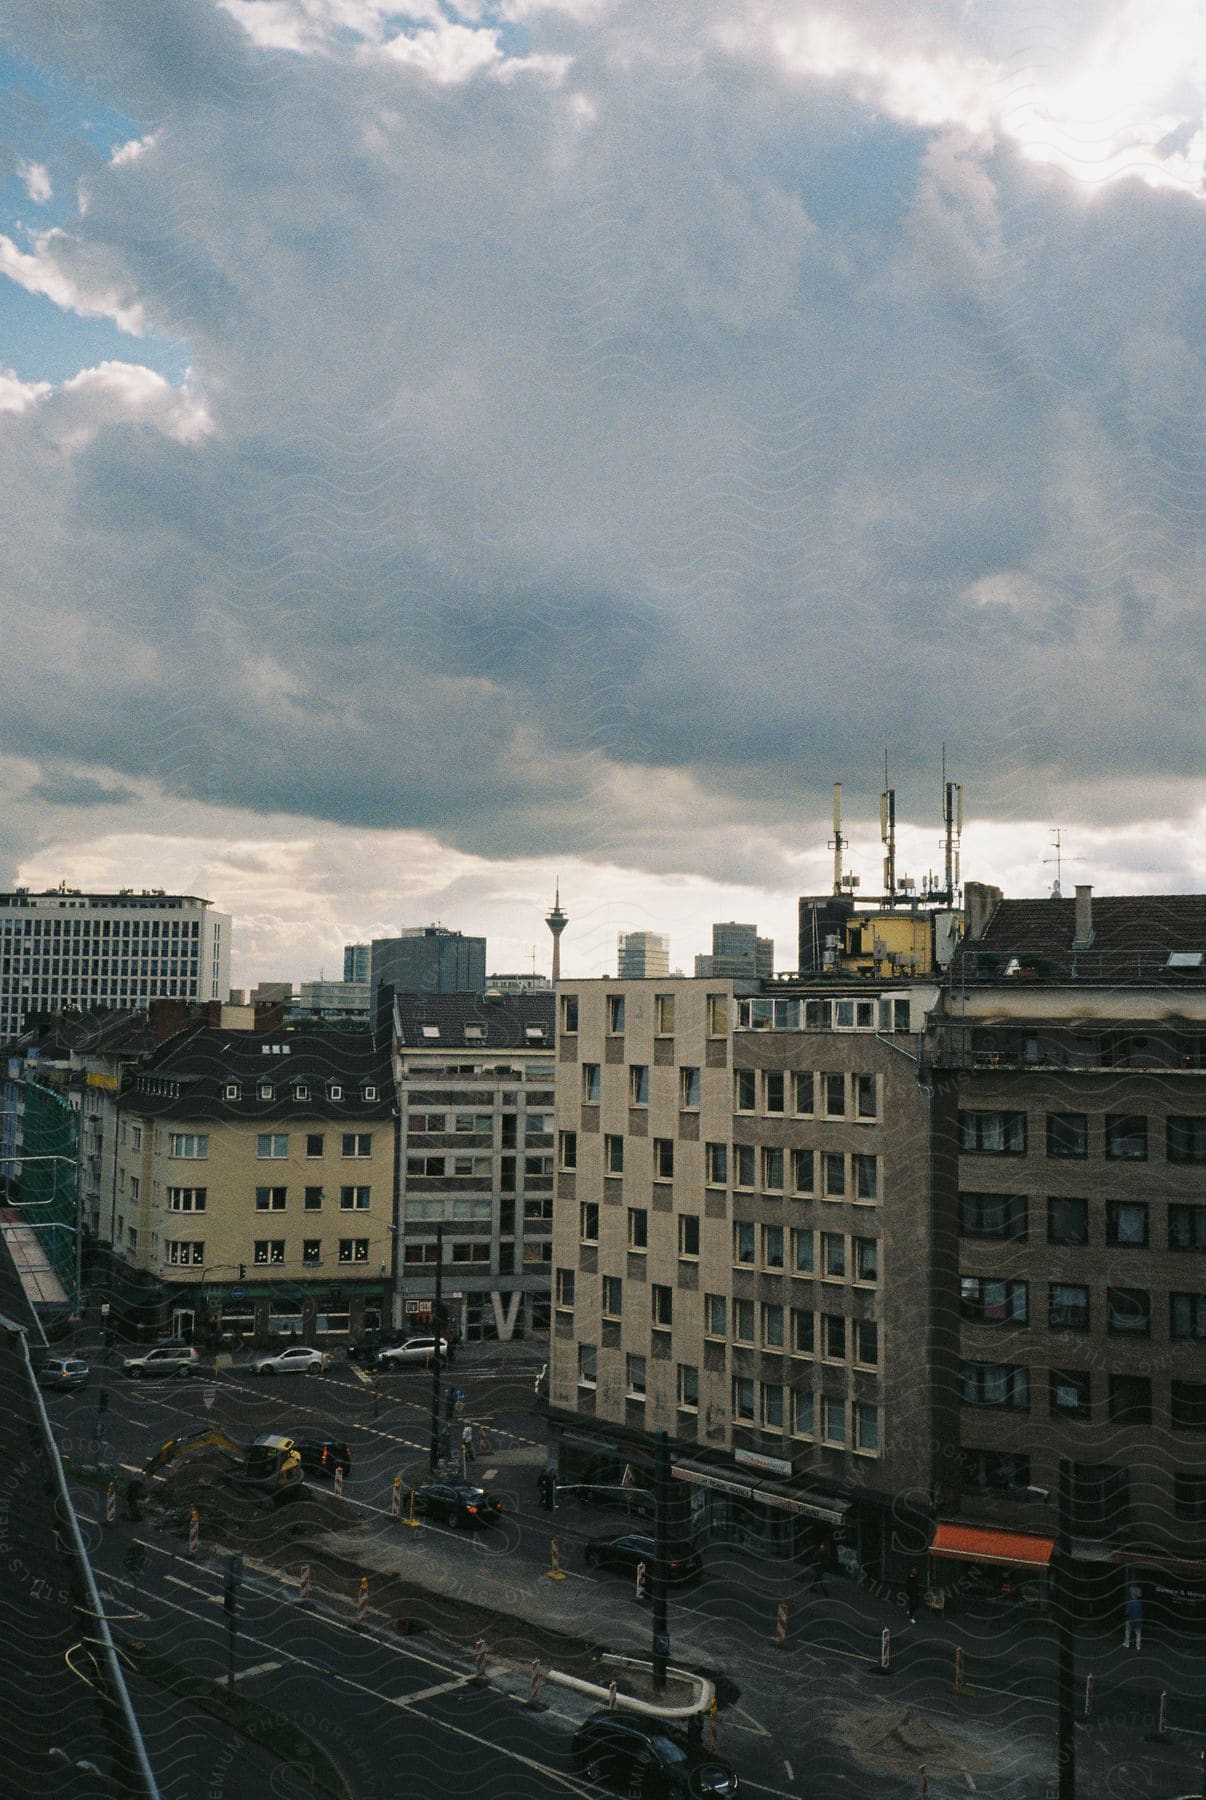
904 1566 922 1624
1123 1584 1143 1650
462 1423 475 1463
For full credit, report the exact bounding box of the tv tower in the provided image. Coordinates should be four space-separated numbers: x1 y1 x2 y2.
545 882 568 985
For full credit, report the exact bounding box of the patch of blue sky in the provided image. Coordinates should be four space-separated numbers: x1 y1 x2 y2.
780 110 928 238
0 278 190 386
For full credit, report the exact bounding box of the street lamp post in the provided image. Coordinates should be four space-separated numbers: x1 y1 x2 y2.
429 1222 445 1474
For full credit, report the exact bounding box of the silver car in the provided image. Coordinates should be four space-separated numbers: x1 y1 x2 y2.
38 1356 90 1391
251 1345 331 1376
375 1335 449 1368
122 1344 201 1379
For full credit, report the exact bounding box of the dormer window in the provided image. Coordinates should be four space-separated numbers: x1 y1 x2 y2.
294 1083 309 1102
328 1083 343 1101
363 1085 378 1102
224 1083 240 1101
259 1083 273 1100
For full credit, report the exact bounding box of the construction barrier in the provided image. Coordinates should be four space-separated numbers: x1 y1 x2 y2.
546 1537 566 1582
607 1681 618 1712
357 1576 368 1630
105 1483 117 1526
954 1645 964 1693
635 1561 647 1603
298 1564 312 1607
474 1639 487 1680
390 1475 402 1520
1083 1673 1094 1717
404 1488 420 1529
334 1466 344 1500
189 1509 199 1557
528 1659 542 1706
775 1601 789 1647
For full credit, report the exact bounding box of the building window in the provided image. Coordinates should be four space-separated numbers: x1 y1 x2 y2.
302 1239 321 1265
559 1130 577 1170
732 1377 755 1422
254 1239 286 1264
960 1277 1027 1323
734 1145 756 1188
224 1083 240 1101
821 1232 846 1279
959 1191 1028 1239
1049 1369 1091 1418
258 1082 273 1101
678 1214 700 1259
733 1299 754 1343
626 1354 646 1399
579 1202 599 1244
764 1071 785 1115
960 1448 1031 1493
578 1343 597 1387
854 1237 878 1283
959 1111 1026 1155
337 1238 368 1263
1108 1375 1152 1425
167 1187 206 1213
131 1125 142 1150
734 1221 756 1265
1107 1286 1150 1336
1105 1115 1147 1160
793 1391 815 1438
707 994 728 1036
561 994 579 1034
791 1308 814 1354
762 1147 784 1191
706 1142 728 1185
305 1133 324 1157
340 1185 371 1210
791 1228 814 1275
793 1072 814 1116
342 1132 371 1157
651 1284 673 1329
822 1153 845 1199
1169 1204 1206 1251
677 1364 699 1411
165 1240 204 1265
1167 1116 1206 1163
792 1149 814 1195
582 1063 601 1103
655 994 676 1034
960 1363 1029 1409
1049 1283 1090 1331
653 1138 674 1180
1170 1381 1206 1430
168 1133 208 1159
823 1073 845 1118
1047 1196 1089 1245
255 1186 287 1211
1174 1472 1206 1521
604 1134 625 1175
734 1070 756 1112
763 1224 785 1269
854 1402 879 1454
555 1268 575 1309
294 1084 310 1103
602 1275 622 1317
705 1293 727 1338
606 995 625 1035
821 1397 846 1446
1047 1113 1088 1158
407 1154 445 1177
680 1066 700 1109
627 1208 648 1250
762 1302 785 1348
256 1134 288 1160
853 1074 877 1120
849 1154 876 1202
822 1314 846 1360
761 1382 785 1429
1171 1292 1206 1340
854 1318 878 1365
630 1065 650 1105
1106 1201 1148 1247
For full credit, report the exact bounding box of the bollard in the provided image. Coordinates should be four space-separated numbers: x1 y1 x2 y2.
390 1475 402 1520
1083 1672 1094 1717
775 1601 789 1647
954 1645 964 1693
635 1561 647 1603
607 1681 618 1712
919 1767 929 1799
527 1658 543 1707
706 1698 719 1756
105 1482 117 1526
1145 1690 1170 1743
478 1425 490 1454
298 1564 312 1607
474 1638 487 1681
404 1487 420 1529
189 1508 199 1557
874 1626 891 1674
334 1466 344 1500
356 1575 368 1630
546 1537 566 1582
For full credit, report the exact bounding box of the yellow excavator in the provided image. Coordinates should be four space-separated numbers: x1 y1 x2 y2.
144 1427 303 1497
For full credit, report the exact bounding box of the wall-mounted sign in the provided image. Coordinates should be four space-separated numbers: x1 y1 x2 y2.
734 1447 793 1478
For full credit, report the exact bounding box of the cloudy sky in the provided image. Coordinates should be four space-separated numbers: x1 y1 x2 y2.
0 0 1203 988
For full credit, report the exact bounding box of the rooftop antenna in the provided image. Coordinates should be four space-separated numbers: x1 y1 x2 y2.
880 751 896 904
1043 828 1082 899
940 744 962 904
829 783 845 897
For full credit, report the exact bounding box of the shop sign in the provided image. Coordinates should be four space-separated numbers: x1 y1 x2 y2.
734 1447 793 1478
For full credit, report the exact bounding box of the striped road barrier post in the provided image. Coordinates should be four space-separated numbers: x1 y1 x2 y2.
390 1475 402 1520
189 1509 199 1557
607 1681 618 1712
1083 1672 1094 1717
334 1466 344 1499
527 1659 542 1707
105 1483 117 1526
635 1561 647 1603
299 1564 312 1607
775 1601 789 1647
954 1645 965 1693
546 1537 566 1581
474 1639 487 1681
356 1575 368 1630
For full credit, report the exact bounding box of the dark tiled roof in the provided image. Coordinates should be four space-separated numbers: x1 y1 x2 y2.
125 1024 394 1121
393 990 555 1050
2 1006 156 1060
953 894 1206 984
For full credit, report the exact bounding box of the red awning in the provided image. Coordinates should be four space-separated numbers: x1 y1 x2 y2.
930 1522 1054 1569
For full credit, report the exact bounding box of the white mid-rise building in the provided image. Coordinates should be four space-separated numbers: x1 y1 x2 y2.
0 887 231 1041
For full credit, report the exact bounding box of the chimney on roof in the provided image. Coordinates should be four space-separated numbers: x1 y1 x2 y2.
150 998 191 1045
1073 884 1094 949
964 881 1002 942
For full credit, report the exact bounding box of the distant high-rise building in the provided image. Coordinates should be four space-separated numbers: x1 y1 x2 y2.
545 884 568 985
292 980 371 1020
617 931 670 979
487 972 552 994
370 926 486 997
343 943 370 983
0 886 231 1041
694 921 774 980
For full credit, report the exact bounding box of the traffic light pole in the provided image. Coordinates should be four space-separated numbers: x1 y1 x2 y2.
652 1430 671 1694
428 1223 445 1474
1055 1457 1075 1800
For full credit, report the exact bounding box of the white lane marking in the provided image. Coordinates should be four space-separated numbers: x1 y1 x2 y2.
964 1774 977 1791
393 1676 471 1706
783 1761 794 1782
234 1661 282 1681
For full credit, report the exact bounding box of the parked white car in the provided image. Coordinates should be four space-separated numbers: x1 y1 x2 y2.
375 1335 449 1368
122 1345 201 1380
251 1346 331 1376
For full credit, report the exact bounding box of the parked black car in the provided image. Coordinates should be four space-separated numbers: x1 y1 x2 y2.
414 1482 503 1528
571 1711 738 1797
583 1534 702 1583
292 1439 352 1478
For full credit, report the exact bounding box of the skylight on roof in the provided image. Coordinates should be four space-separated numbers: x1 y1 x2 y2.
421 1025 440 1039
1166 952 1203 969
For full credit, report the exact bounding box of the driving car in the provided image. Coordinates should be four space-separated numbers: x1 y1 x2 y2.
122 1344 201 1379
37 1356 90 1391
251 1345 331 1376
374 1335 451 1368
291 1438 353 1478
413 1481 503 1528
571 1711 739 1797
583 1534 703 1583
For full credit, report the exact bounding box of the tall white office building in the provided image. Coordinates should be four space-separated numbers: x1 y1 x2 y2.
616 930 670 979
0 886 231 1040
